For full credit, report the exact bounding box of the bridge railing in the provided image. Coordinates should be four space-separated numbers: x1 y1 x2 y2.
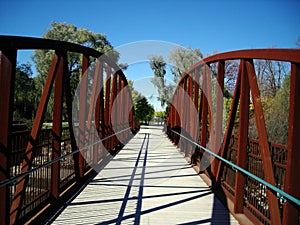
0 36 139 225
166 49 300 225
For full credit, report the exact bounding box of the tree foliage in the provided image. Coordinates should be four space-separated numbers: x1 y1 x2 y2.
154 111 166 124
135 97 155 124
14 63 36 125
149 47 202 110
33 22 117 120
254 59 289 99
127 80 142 103
264 75 290 144
223 60 239 94
168 46 203 83
128 80 155 124
149 55 174 108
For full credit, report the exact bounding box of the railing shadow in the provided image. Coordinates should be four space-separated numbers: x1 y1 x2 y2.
48 127 234 225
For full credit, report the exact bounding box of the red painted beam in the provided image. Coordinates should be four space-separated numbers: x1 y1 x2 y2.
216 62 242 184
283 62 300 225
0 50 16 225
10 53 60 224
245 59 281 225
110 72 117 150
86 60 102 165
234 60 249 213
211 61 224 177
51 51 66 199
104 67 111 150
63 55 79 179
78 55 89 176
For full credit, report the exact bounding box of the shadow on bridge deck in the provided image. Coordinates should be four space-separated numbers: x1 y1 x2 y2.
50 126 239 225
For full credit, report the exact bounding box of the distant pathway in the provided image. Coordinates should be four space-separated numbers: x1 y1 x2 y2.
52 125 239 225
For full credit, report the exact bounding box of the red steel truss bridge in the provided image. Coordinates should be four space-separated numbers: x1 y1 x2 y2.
0 36 299 225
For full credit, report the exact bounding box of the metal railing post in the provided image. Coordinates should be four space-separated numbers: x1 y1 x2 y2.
0 50 16 225
283 62 300 225
234 60 249 213
51 51 66 199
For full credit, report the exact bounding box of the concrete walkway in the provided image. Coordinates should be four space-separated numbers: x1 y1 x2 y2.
52 125 239 225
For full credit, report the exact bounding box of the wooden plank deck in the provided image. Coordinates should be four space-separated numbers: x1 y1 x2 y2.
52 125 239 225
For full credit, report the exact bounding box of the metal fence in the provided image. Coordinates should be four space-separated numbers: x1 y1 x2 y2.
166 48 300 225
0 36 139 225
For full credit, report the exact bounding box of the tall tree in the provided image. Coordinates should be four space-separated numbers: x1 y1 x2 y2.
254 59 289 99
149 55 173 108
168 46 203 83
135 97 155 124
33 22 118 120
128 80 155 124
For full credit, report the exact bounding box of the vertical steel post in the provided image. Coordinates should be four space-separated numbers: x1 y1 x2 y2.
110 72 117 150
10 53 59 224
104 67 111 150
124 84 130 139
51 51 65 199
216 62 242 184
96 62 104 161
120 79 125 144
129 103 134 131
177 82 182 146
174 88 180 143
0 50 16 225
179 80 187 152
198 91 203 144
191 69 200 165
283 62 300 225
97 61 104 161
212 61 224 177
200 68 208 149
205 64 213 174
246 59 281 225
64 55 79 178
193 69 200 129
78 55 89 177
187 74 193 157
95 60 103 133
87 60 101 165
234 60 249 213
117 76 122 145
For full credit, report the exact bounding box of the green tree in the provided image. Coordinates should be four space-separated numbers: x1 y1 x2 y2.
168 46 203 83
135 97 155 124
254 59 289 99
154 111 166 124
127 80 142 103
33 22 118 120
149 55 174 108
127 80 155 123
14 63 37 125
265 75 290 145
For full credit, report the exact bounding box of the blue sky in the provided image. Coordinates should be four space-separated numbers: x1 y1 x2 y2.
1 0 299 52
1 0 299 110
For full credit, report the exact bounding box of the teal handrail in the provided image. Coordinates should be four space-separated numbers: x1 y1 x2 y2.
0 127 131 187
170 129 300 206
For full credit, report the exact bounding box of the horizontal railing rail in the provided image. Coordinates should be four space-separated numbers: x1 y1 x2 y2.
0 127 131 188
166 48 300 225
0 35 139 225
169 129 300 206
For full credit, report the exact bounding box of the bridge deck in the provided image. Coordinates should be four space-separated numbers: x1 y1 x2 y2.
52 126 239 225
